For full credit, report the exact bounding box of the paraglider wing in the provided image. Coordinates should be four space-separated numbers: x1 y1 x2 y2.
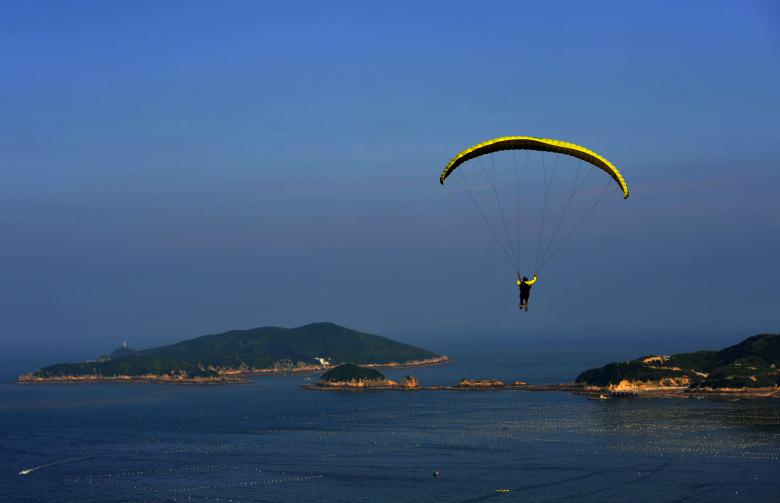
439 136 629 199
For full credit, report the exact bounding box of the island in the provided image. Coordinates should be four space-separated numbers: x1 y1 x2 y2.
17 322 448 384
575 333 780 398
308 364 422 389
317 364 394 388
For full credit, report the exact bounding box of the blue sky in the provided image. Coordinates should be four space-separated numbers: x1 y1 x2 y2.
1 1 779 369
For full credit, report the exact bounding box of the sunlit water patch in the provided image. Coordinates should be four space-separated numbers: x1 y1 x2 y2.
1 372 779 502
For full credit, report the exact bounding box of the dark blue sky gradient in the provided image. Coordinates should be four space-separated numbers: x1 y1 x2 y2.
1 1 779 370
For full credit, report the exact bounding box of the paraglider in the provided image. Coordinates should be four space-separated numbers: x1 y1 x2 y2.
516 273 537 312
440 136 629 198
440 136 629 310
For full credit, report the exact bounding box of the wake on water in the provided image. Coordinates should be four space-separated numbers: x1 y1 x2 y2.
18 457 82 476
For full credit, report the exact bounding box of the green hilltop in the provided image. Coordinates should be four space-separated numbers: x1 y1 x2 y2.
23 322 442 380
321 364 387 383
576 333 780 389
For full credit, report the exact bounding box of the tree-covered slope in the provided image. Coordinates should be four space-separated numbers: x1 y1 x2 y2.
575 361 688 387
321 364 387 383
693 334 780 388
34 356 214 378
26 322 441 379
576 334 780 389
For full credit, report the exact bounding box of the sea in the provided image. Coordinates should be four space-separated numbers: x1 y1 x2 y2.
2 340 779 502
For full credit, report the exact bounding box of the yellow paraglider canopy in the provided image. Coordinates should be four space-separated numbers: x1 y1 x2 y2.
440 136 629 199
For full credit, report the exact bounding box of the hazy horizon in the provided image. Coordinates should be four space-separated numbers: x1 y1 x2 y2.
2 1 779 371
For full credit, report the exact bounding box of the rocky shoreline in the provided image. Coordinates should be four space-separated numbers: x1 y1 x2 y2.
302 382 582 392
16 374 250 385
16 356 450 385
574 382 780 399
241 356 450 376
304 380 780 399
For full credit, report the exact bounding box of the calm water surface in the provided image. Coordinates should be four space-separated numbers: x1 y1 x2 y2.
1 352 779 502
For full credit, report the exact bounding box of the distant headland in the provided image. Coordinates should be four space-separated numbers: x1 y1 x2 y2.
574 333 780 397
17 322 447 384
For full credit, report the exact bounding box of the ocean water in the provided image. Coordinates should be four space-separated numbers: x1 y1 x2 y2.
2 349 780 502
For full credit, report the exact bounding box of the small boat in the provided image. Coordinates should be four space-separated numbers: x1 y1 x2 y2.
588 394 610 400
18 468 34 476
495 488 511 494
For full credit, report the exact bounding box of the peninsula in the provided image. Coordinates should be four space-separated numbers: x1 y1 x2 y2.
17 322 447 384
574 333 780 397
